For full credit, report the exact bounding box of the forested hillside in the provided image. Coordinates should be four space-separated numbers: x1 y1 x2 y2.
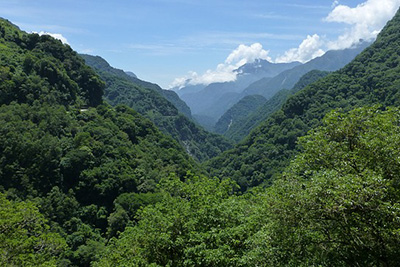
0 18 197 266
242 42 370 98
214 94 266 134
221 70 330 142
3 6 400 266
95 106 400 266
207 8 400 191
81 55 232 162
81 54 192 119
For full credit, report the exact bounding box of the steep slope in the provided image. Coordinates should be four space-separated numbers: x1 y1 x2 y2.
242 42 371 98
222 70 330 142
179 61 300 125
0 21 103 107
0 18 198 265
82 54 232 162
207 8 400 191
81 54 192 118
214 94 267 134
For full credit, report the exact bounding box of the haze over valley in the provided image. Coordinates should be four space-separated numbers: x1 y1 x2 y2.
2 0 400 266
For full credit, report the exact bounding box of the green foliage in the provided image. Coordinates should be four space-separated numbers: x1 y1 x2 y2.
94 173 257 266
0 193 67 266
0 19 199 265
207 9 400 191
81 54 232 162
80 54 193 118
214 94 266 135
2 12 400 266
246 107 400 266
223 70 330 143
0 19 104 107
94 106 400 266
0 101 196 264
0 103 194 200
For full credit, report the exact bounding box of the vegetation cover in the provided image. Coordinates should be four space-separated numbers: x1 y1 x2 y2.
220 70 330 143
207 8 400 191
94 106 400 266
81 55 233 162
0 18 196 265
2 6 400 266
214 94 266 135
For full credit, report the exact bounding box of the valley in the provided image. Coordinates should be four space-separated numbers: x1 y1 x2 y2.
2 3 400 266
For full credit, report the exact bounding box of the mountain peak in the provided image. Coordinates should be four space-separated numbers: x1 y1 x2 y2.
125 71 137 78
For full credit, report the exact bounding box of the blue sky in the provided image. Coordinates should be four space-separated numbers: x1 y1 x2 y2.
1 0 399 88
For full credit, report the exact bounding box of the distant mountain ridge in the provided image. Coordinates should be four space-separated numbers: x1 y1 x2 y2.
217 70 330 143
178 60 301 125
81 55 192 119
207 9 400 191
125 71 137 78
82 54 233 162
177 44 369 129
242 42 371 98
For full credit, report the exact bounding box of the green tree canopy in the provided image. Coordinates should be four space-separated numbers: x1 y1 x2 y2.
0 193 67 266
246 107 400 266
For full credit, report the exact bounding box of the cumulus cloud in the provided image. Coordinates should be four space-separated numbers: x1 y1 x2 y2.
36 31 69 45
275 34 325 63
225 43 272 66
275 0 400 63
170 43 271 88
325 0 400 49
170 0 400 83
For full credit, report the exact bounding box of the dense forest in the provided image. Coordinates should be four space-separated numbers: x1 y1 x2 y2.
207 7 400 191
2 6 400 267
81 54 233 162
217 70 330 142
0 18 197 266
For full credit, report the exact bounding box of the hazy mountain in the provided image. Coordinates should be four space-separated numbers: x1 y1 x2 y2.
82 54 233 162
242 42 371 99
81 55 192 119
207 11 400 191
175 84 207 97
214 94 267 134
178 60 300 125
125 71 137 78
219 70 330 142
179 44 368 129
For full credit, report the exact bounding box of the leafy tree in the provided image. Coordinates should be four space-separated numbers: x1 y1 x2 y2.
94 173 257 266
207 8 400 191
0 18 199 265
81 54 233 162
246 107 400 266
0 19 104 108
0 193 67 266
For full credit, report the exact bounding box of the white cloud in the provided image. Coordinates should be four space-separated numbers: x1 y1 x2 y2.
170 43 271 88
36 31 69 45
275 34 325 63
170 0 400 85
325 0 400 49
275 0 400 63
332 0 339 8
226 43 272 66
